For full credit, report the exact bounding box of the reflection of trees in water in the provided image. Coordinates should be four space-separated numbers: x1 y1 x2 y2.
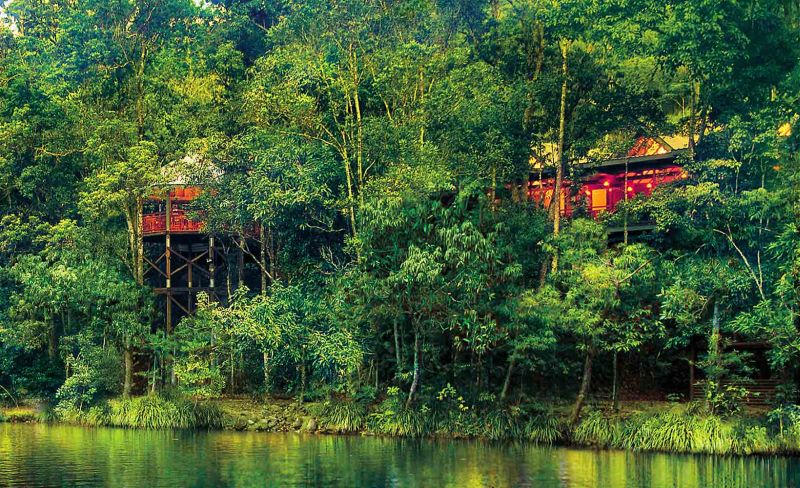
1 424 798 487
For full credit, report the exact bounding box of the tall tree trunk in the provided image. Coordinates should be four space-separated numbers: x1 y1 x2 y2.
136 47 147 140
537 256 550 289
229 351 236 392
500 356 516 401
343 152 358 240
406 329 421 408
260 224 268 293
150 355 157 395
267 225 277 284
47 319 57 360
611 351 619 411
123 346 134 398
354 92 364 210
226 254 233 301
263 350 270 394
299 347 307 404
707 299 721 413
688 81 699 159
623 159 629 245
551 40 570 276
570 346 595 424
393 316 403 378
135 200 144 285
237 236 245 289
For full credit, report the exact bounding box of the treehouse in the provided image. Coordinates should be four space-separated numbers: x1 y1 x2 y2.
142 186 204 236
526 136 688 221
141 159 265 334
141 159 222 334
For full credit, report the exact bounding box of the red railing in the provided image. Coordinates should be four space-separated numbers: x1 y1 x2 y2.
142 209 204 235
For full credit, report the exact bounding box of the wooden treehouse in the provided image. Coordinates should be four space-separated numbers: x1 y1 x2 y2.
142 184 218 333
141 160 263 333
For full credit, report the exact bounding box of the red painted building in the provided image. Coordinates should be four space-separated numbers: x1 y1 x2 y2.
527 137 688 219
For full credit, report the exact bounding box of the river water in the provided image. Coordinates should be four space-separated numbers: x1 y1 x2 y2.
0 423 798 487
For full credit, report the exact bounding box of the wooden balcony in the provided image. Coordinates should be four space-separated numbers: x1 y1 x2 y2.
142 210 204 235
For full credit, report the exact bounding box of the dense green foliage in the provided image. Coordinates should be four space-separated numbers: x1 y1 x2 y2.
1 0 800 444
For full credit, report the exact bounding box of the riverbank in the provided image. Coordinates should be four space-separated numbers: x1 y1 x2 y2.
3 397 798 456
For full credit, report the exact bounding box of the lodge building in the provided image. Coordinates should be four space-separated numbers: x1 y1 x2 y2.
525 135 688 221
139 136 776 404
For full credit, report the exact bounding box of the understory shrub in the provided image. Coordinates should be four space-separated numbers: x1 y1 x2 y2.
366 388 431 437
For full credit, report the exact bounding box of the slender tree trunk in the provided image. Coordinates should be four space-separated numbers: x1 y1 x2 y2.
707 299 721 413
406 329 421 408
623 159 629 245
612 351 619 411
123 347 134 398
226 255 233 300
354 91 364 209
237 236 245 289
136 47 147 140
299 348 307 404
393 316 403 378
263 350 270 394
537 257 550 289
229 351 235 391
570 347 595 424
688 81 698 159
500 356 516 401
135 200 144 285
47 322 57 360
343 152 358 239
267 225 277 284
260 224 267 293
150 355 157 395
551 40 569 276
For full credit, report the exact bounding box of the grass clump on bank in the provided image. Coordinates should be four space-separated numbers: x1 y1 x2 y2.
525 414 566 444
569 404 793 455
18 391 800 456
312 394 800 455
57 395 224 429
313 399 368 433
0 406 43 423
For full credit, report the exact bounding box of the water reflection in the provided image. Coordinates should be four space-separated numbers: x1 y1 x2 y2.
0 423 797 487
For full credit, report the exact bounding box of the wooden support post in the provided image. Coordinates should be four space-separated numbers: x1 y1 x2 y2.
209 236 215 290
165 190 173 334
187 248 193 289
623 158 629 245
166 234 172 334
